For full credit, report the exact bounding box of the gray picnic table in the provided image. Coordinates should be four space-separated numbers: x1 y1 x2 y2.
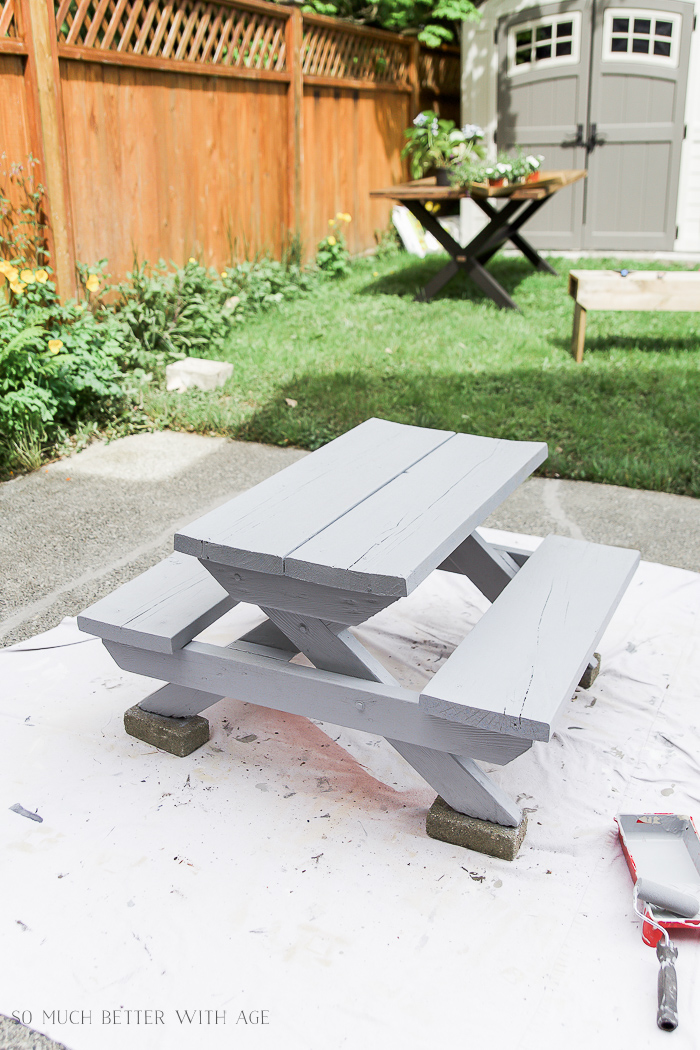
78 419 639 858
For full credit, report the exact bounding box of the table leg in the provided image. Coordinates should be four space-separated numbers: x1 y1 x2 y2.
404 199 520 309
387 739 522 827
416 259 459 302
471 197 558 274
571 302 587 363
261 608 393 683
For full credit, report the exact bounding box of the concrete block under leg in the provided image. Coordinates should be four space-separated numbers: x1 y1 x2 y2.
124 705 210 757
578 651 601 690
426 796 528 861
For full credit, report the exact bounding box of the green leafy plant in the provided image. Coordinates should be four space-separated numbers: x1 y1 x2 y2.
402 112 486 179
297 0 480 47
316 213 352 277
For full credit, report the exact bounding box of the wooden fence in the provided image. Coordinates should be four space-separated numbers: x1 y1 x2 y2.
0 0 460 294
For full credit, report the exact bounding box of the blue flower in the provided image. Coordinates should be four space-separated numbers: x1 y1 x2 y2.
413 113 428 127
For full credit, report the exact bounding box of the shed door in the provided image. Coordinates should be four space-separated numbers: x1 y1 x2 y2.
498 0 592 249
497 0 693 250
583 0 694 249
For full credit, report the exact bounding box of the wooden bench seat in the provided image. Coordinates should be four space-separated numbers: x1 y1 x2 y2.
569 269 700 362
77 553 237 654
420 535 640 741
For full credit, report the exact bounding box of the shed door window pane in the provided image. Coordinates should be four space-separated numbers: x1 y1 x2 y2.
508 12 580 74
603 8 681 66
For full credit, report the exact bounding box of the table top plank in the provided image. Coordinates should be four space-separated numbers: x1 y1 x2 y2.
174 418 454 574
419 535 640 740
370 170 586 202
284 434 547 595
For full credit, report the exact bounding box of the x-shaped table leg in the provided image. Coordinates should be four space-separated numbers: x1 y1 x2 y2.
471 196 558 274
403 200 520 310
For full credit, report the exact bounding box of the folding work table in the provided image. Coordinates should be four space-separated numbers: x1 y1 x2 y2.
371 170 586 308
79 418 638 858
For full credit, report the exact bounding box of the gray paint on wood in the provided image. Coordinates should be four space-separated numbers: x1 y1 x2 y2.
239 618 298 652
420 535 640 741
284 434 547 595
262 609 396 683
103 638 533 764
138 682 224 717
202 559 397 624
388 739 522 826
438 531 520 601
174 418 453 573
77 553 237 654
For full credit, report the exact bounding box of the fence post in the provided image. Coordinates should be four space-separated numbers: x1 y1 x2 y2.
23 0 76 297
286 8 303 245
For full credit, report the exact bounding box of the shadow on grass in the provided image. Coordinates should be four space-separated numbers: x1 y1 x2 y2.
234 366 700 497
357 255 540 303
556 333 700 357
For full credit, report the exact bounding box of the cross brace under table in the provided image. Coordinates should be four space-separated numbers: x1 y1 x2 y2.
371 171 586 309
407 195 557 307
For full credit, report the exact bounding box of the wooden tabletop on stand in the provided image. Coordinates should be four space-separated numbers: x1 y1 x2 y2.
370 170 587 203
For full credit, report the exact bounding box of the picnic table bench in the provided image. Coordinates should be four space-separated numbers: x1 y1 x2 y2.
569 269 700 362
78 419 639 858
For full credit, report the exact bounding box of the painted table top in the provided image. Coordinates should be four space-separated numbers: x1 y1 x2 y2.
174 418 547 598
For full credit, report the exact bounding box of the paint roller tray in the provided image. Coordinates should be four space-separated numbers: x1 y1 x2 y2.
617 813 700 941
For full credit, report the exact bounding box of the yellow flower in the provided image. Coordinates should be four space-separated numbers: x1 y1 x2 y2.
5 266 18 282
35 269 49 283
20 269 35 284
221 272 227 278
373 271 379 277
10 281 25 294
327 236 336 246
0 260 10 275
48 339 63 354
188 257 197 264
85 274 100 292
329 219 334 226
342 213 352 222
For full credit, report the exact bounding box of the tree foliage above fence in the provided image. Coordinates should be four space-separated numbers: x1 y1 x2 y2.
294 0 479 48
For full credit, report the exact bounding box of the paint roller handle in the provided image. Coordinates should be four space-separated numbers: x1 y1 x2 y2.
656 940 679 1032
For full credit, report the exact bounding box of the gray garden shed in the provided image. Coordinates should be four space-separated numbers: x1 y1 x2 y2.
461 0 700 252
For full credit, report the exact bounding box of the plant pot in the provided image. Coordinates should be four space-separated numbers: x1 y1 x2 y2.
488 177 506 188
526 172 540 183
433 168 451 187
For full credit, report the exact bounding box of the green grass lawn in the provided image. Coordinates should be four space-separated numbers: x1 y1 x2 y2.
142 251 700 498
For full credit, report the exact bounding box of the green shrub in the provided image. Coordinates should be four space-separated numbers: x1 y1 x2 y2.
0 254 317 474
316 214 351 277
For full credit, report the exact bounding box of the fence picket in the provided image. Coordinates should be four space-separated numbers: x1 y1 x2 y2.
2 0 459 293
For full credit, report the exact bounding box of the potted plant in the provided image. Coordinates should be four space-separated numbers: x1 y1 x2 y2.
402 113 485 184
484 159 512 187
524 153 544 182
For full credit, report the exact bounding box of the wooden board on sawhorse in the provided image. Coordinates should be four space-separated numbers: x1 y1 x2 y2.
569 269 700 363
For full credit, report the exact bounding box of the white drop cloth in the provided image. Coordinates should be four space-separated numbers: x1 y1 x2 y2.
2 530 700 1050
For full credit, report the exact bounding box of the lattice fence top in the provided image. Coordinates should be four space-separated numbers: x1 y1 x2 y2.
302 22 410 83
419 47 460 96
0 0 19 37
54 0 287 71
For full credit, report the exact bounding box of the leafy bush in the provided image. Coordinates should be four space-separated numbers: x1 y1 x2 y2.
298 0 480 47
84 257 314 373
315 214 352 277
0 254 317 474
0 269 127 463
